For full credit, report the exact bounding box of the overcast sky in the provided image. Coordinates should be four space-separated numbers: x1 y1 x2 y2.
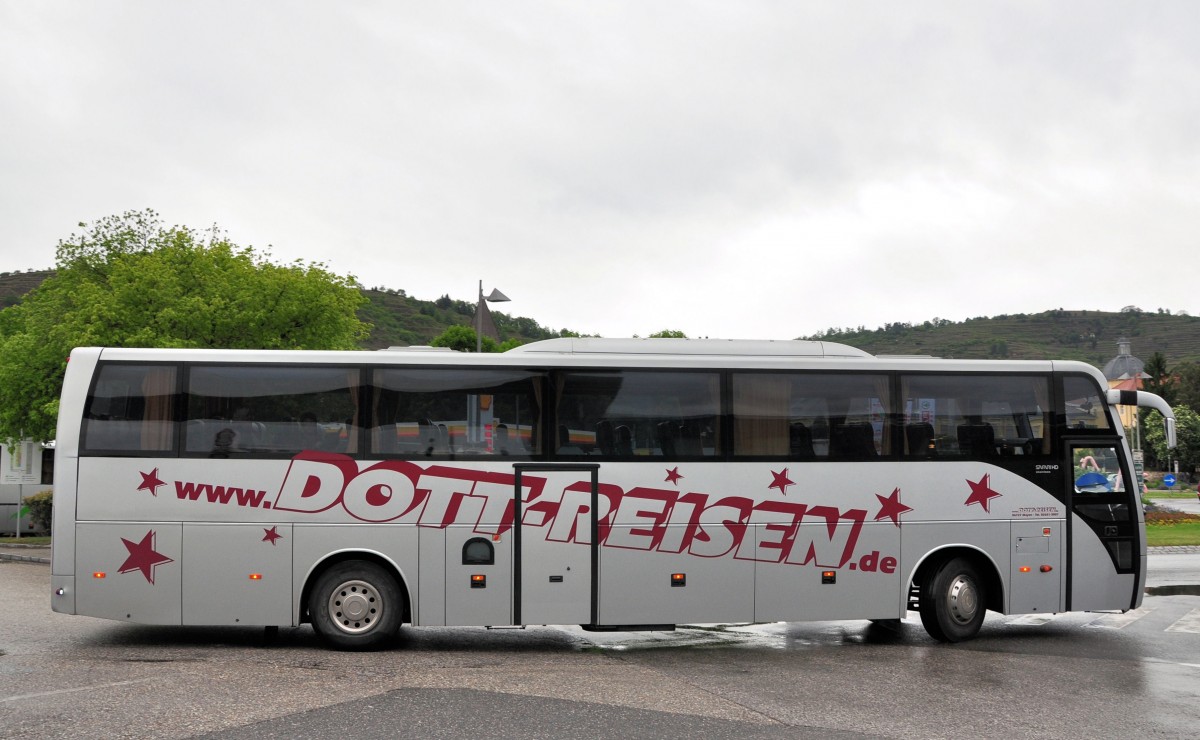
2 2 1197 340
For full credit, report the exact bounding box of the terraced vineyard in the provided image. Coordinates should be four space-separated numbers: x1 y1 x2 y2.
808 309 1200 366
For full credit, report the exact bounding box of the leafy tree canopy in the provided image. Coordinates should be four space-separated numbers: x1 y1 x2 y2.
1171 361 1200 413
0 210 369 441
432 325 497 352
1143 405 1200 475
1143 351 1174 405
429 325 524 352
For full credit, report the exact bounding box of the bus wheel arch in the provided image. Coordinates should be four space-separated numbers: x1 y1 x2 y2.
302 553 411 651
910 547 1003 643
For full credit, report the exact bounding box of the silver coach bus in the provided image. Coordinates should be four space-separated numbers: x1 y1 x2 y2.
50 338 1175 649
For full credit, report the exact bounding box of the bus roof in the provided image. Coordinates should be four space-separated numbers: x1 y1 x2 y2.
507 337 872 358
76 344 1103 380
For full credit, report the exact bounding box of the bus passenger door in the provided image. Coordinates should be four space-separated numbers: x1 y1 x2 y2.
1065 440 1143 611
513 464 597 626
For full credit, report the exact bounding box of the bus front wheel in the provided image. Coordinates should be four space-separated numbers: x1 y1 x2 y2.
308 561 403 651
919 557 986 643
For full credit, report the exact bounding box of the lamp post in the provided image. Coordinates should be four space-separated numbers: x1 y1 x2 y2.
475 280 511 353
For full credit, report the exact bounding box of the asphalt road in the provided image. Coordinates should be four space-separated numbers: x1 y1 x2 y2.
1150 493 1200 516
2 553 1199 739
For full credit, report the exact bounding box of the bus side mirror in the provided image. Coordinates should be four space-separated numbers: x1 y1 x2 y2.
1108 388 1176 450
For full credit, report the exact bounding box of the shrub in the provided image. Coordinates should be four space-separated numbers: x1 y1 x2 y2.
1144 510 1200 526
24 490 53 533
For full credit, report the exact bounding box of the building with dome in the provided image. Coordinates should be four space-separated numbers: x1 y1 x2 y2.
1102 338 1149 432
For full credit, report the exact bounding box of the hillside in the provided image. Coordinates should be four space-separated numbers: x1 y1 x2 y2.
5 270 1200 366
356 288 559 348
806 309 1200 366
0 270 51 309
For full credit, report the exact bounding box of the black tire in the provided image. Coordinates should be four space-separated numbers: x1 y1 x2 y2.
918 557 986 643
308 561 404 651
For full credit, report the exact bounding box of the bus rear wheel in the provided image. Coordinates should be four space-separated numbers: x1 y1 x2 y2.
309 561 403 651
919 557 985 643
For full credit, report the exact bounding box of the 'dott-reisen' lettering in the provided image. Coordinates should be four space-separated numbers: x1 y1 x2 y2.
271 454 869 568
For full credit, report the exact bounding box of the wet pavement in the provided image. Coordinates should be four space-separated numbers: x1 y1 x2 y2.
3 553 1200 739
1150 493 1200 516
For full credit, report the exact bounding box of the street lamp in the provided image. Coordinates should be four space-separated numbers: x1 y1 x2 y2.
475 280 511 353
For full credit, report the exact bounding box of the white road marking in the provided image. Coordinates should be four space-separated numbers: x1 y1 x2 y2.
1165 609 1200 635
0 678 155 703
1083 607 1156 629
1007 614 1056 626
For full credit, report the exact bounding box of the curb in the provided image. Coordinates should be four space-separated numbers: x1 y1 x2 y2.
0 552 51 564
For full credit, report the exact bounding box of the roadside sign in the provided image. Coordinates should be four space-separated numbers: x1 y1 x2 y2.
1164 473 1176 488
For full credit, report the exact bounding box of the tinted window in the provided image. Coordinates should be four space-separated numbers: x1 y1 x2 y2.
185 365 360 456
371 368 543 457
556 371 720 458
462 537 495 565
41 448 54 485
1063 375 1113 431
733 373 890 459
82 364 178 454
900 374 1050 457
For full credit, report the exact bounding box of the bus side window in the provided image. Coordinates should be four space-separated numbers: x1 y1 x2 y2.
82 364 178 454
370 368 543 459
185 365 360 457
732 373 889 460
901 374 1050 458
1073 445 1131 522
1063 376 1114 431
556 371 720 459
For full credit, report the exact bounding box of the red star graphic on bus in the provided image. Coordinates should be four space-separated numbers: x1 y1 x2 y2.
262 526 283 545
965 474 1002 513
664 467 683 485
117 530 174 585
769 468 795 496
137 468 166 497
873 487 912 526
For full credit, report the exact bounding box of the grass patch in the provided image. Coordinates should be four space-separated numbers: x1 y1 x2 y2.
1146 522 1200 547
0 536 51 545
1145 511 1200 546
1146 491 1199 499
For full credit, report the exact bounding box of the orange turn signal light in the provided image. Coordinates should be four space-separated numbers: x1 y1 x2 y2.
471 574 486 589
1019 566 1032 573
93 571 106 579
249 573 263 580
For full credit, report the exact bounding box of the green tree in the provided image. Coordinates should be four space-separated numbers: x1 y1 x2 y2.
1143 406 1200 477
431 325 497 352
0 210 368 441
1143 351 1174 405
648 329 687 338
428 325 526 352
1175 361 1200 413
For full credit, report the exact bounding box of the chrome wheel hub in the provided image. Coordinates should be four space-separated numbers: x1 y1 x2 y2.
328 579 381 635
946 574 979 625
